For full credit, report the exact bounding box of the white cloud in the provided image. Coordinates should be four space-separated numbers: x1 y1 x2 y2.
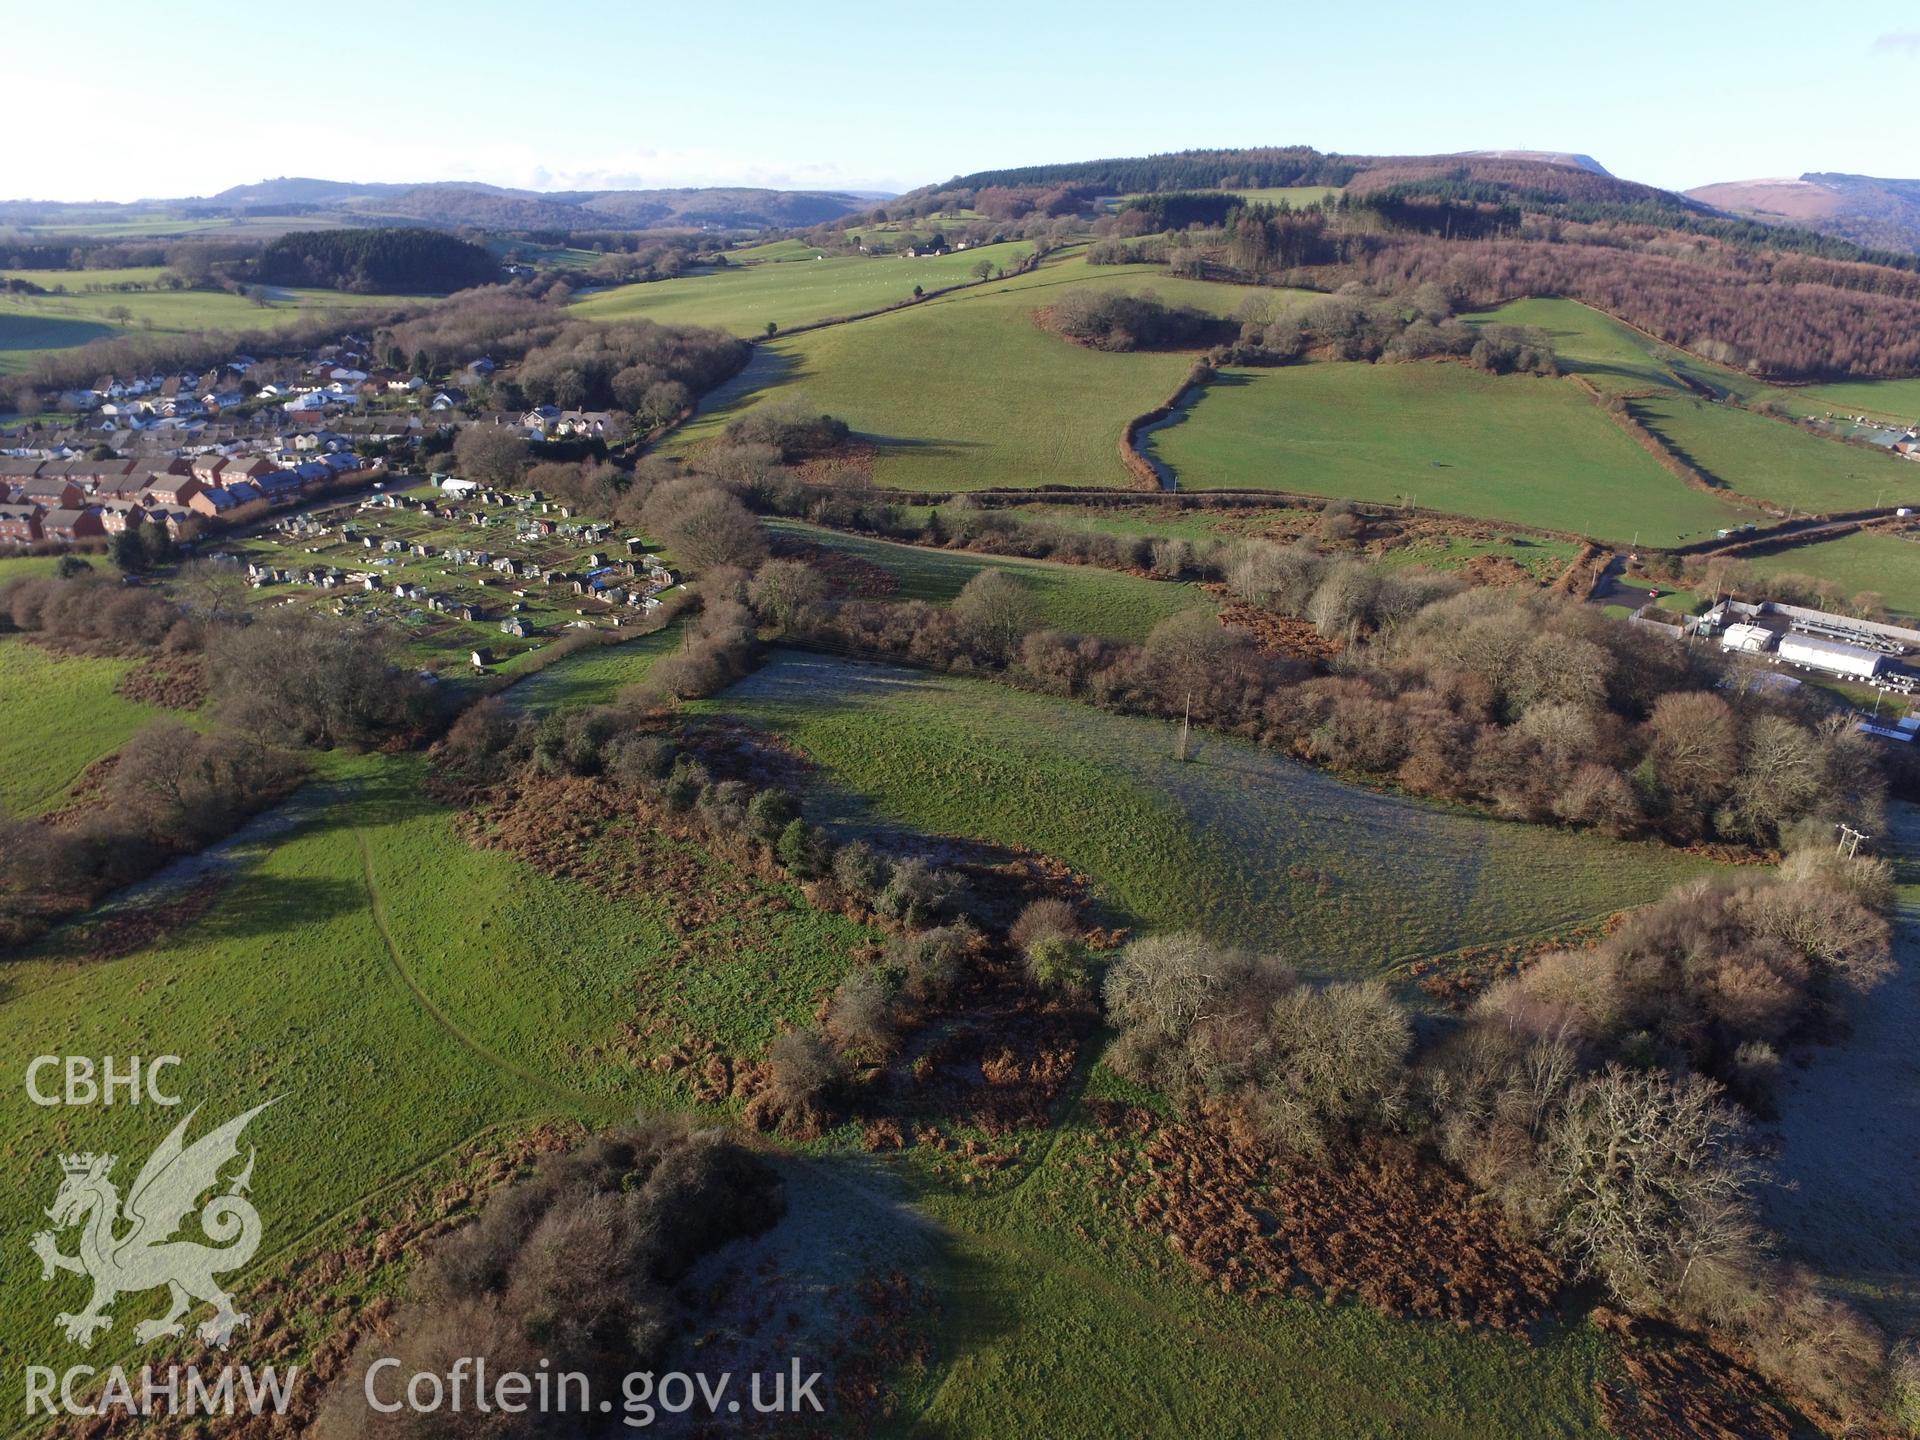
1872 30 1920 54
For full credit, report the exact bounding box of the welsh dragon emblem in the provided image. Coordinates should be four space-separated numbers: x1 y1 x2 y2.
29 1101 273 1349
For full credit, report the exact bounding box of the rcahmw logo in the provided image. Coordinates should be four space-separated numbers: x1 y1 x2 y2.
28 1098 274 1348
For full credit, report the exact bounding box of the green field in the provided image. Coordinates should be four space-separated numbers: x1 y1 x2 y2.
1668 358 1920 424
0 266 174 291
770 520 1215 641
957 500 1302 543
0 741 1635 1435
502 626 683 712
569 242 1032 337
911 1100 1615 1437
1150 362 1757 544
724 237 831 263
1781 377 1920 425
1468 298 1684 396
1744 529 1920 617
0 553 69 582
704 651 1717 968
0 639 168 817
0 284 436 373
674 254 1271 491
0 751 878 1418
1631 393 1920 515
1369 530 1582 581
1225 185 1343 207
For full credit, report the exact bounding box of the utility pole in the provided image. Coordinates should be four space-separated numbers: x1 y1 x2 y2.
1836 822 1869 859
1175 691 1192 762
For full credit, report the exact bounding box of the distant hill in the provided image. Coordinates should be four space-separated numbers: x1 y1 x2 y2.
205 177 416 207
1461 150 1611 176
0 178 878 236
1685 173 1920 253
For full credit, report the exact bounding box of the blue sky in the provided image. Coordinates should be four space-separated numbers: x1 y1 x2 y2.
14 1 1919 202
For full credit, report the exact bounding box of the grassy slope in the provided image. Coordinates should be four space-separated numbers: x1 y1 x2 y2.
1468 297 1685 396
569 242 1032 337
703 651 1717 970
1632 393 1920 515
1152 362 1753 544
770 520 1215 642
0 638 165 816
1744 529 1920 616
673 255 1272 492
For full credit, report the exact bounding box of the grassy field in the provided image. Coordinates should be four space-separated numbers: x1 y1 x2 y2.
704 651 1717 969
909 1096 1617 1438
0 741 1639 1433
1225 185 1343 207
1368 529 1582 581
1669 358 1920 424
1468 298 1685 396
570 242 1032 337
0 638 168 817
1631 393 1920 515
770 520 1215 641
1151 362 1756 544
502 626 683 711
672 254 1273 491
0 266 174 290
0 284 435 373
724 237 832 263
0 553 69 582
950 500 1315 544
1781 377 1920 425
0 751 878 1419
1744 529 1920 616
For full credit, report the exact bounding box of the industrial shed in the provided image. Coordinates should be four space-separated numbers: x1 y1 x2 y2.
1777 633 1883 681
